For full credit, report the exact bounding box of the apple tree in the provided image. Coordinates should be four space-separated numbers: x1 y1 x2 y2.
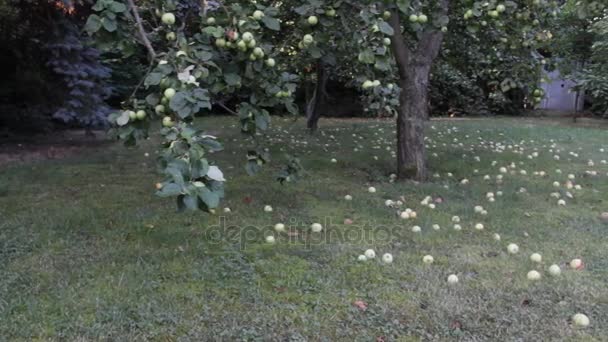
85 0 299 212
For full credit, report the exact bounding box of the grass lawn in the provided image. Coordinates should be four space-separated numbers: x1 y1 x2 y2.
1 117 607 340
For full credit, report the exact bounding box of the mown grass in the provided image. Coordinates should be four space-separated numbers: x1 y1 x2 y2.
1 117 607 341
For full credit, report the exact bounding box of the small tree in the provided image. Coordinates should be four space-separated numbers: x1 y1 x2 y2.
46 21 113 128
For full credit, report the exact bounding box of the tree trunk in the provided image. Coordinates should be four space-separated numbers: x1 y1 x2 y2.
306 61 328 132
389 4 448 180
396 64 432 180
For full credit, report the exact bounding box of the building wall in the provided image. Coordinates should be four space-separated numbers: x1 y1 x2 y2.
539 69 584 112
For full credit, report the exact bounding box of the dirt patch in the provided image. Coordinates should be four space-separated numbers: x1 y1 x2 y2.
0 129 112 167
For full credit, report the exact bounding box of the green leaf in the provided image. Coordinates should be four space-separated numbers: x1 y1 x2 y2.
396 0 411 14
378 21 394 36
145 93 160 106
195 51 214 62
157 183 183 197
92 0 105 11
202 26 225 38
262 16 280 31
199 189 220 208
224 73 242 86
84 15 102 35
309 46 323 59
183 195 199 210
169 89 211 118
254 110 271 131
144 72 163 86
358 49 375 64
109 1 126 12
374 57 391 71
102 18 117 32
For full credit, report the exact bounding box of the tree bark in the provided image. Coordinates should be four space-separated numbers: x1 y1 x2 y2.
389 2 448 181
306 61 328 131
397 64 432 180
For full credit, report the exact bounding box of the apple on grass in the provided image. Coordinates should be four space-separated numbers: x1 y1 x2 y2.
530 253 542 263
548 264 561 276
572 313 590 327
507 243 519 254
527 270 541 281
364 249 376 259
570 258 584 270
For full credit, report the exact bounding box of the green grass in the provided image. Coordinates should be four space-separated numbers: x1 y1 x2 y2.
1 117 608 341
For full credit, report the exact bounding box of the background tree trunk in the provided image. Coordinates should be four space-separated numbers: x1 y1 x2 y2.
306 61 328 131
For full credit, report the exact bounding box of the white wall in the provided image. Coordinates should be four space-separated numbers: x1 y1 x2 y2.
539 69 584 112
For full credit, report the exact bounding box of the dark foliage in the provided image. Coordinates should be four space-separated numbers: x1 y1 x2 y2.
0 0 113 133
46 22 113 127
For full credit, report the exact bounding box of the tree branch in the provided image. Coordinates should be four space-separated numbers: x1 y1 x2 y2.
128 59 155 100
414 0 450 64
216 102 239 116
126 0 156 61
388 9 411 80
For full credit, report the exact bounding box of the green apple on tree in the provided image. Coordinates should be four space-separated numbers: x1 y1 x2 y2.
163 88 176 99
253 10 264 20
162 116 174 127
161 13 175 25
242 32 254 43
302 34 314 45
